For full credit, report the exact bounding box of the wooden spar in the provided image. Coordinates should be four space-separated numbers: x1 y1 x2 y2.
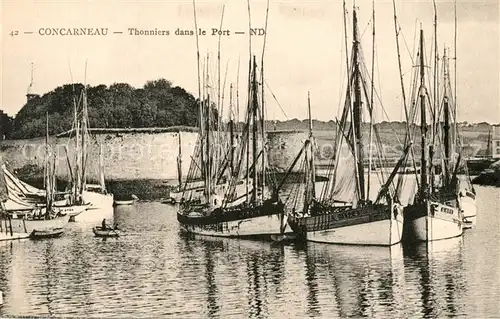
433 0 438 135
45 112 50 209
99 144 105 192
443 49 451 185
73 87 81 201
177 132 183 187
352 7 365 201
308 91 315 199
251 57 258 202
51 152 57 209
216 5 225 174
229 84 235 176
245 0 252 204
64 146 74 189
391 0 420 188
237 57 241 123
419 29 428 196
367 0 375 200
206 93 211 198
325 0 352 199
192 0 206 202
343 0 350 77
261 0 270 202
453 0 458 154
375 142 412 203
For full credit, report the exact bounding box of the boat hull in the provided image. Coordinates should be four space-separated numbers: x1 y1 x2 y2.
403 201 463 242
459 191 477 225
114 200 134 206
30 227 64 239
92 227 120 237
288 203 404 246
82 190 114 211
0 214 70 241
177 200 291 238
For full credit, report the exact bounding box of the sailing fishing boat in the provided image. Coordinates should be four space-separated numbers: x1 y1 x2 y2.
287 6 408 246
466 127 496 175
439 47 477 227
177 56 287 238
68 78 113 212
0 112 90 218
402 29 464 242
0 116 70 240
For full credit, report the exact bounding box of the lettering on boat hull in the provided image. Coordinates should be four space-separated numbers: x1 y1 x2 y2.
403 201 463 242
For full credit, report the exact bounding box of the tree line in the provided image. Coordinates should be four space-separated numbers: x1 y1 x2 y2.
0 76 498 140
4 79 202 139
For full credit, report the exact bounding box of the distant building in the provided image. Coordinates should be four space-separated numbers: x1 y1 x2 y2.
26 62 40 102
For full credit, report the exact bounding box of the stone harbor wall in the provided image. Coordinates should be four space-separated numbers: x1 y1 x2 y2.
0 129 313 182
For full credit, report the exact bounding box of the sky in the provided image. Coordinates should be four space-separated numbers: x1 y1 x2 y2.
1 0 499 124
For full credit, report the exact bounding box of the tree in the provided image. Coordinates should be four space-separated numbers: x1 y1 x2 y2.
9 78 201 138
0 110 14 139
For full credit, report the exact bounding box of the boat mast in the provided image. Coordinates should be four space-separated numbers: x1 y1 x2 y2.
453 0 458 157
352 7 365 201
80 62 88 193
45 112 50 209
367 0 375 200
245 0 252 205
443 48 451 186
391 0 419 187
206 93 212 199
177 131 183 187
308 92 316 199
229 84 235 177
73 86 81 202
260 0 270 203
430 0 439 192
419 29 429 196
251 56 258 202
192 0 206 202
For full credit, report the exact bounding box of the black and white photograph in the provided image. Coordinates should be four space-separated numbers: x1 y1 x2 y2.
0 0 499 317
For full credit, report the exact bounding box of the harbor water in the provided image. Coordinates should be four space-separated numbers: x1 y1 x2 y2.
0 186 498 318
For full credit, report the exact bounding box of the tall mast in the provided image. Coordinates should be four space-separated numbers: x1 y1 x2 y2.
177 132 183 187
206 93 212 198
45 112 50 208
308 92 316 199
352 7 365 201
80 61 88 193
260 0 270 202
367 0 375 201
245 0 252 204
73 86 81 201
453 0 458 155
419 29 428 195
443 48 451 185
251 56 258 202
229 84 235 177
192 0 206 202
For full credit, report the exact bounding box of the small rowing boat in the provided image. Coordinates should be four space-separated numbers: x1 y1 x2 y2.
93 226 120 238
30 227 64 239
114 200 134 206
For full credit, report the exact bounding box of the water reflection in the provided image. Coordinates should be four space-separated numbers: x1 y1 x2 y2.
0 191 498 318
402 237 466 318
178 233 286 318
297 242 405 318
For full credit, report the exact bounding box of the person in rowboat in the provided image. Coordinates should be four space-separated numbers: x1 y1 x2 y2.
102 218 107 230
